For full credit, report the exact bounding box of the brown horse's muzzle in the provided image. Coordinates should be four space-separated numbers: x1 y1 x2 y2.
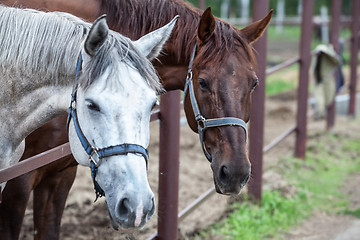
211 155 251 195
207 125 250 195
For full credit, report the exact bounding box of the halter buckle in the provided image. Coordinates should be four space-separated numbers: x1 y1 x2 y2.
196 115 206 130
89 147 102 167
186 71 193 81
71 100 76 109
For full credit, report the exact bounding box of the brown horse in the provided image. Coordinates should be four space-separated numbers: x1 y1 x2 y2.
0 0 272 239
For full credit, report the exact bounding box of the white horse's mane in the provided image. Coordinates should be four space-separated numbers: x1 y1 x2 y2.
0 5 162 92
0 5 88 84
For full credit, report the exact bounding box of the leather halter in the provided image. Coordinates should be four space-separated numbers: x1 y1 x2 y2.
67 53 149 201
183 44 248 162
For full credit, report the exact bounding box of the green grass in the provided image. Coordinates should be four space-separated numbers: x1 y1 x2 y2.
194 119 360 240
265 78 296 96
267 25 301 42
343 208 360 218
215 191 310 240
265 65 298 96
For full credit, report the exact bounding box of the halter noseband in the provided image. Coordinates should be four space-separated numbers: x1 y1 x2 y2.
183 44 248 162
67 53 149 201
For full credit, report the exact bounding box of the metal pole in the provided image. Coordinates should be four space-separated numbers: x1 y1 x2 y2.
0 143 71 183
348 0 360 116
295 0 314 159
198 0 205 10
263 126 297 153
248 0 269 201
157 90 181 240
178 187 216 222
327 0 342 130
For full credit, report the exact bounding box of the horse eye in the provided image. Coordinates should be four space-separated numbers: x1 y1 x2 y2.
198 78 209 90
251 79 259 90
86 100 100 112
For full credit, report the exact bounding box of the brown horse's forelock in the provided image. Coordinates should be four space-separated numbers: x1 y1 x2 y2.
194 21 257 71
99 0 256 70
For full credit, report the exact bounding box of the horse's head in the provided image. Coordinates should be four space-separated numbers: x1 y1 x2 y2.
184 8 272 195
68 16 177 231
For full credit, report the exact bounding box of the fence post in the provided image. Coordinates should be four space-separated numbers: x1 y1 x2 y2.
348 0 360 116
157 90 181 240
326 0 342 130
295 0 314 159
198 0 205 10
248 0 269 201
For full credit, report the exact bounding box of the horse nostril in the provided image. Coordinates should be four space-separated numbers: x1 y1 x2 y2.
241 173 250 188
146 197 156 220
219 165 228 186
118 198 131 219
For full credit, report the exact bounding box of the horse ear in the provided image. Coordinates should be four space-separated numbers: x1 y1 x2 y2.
197 7 216 44
133 16 178 60
85 15 109 56
240 10 273 44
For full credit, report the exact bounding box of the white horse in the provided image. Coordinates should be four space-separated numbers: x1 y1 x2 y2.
0 5 177 230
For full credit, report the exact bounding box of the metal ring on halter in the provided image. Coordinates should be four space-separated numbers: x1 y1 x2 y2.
196 115 206 129
89 147 102 167
187 71 193 81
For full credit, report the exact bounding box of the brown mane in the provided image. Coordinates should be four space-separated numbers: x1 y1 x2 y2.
100 0 256 67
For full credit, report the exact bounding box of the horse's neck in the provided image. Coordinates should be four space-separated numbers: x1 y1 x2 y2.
0 74 72 161
0 5 85 154
102 0 200 90
155 64 189 91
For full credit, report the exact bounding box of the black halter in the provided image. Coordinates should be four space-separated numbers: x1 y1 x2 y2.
183 44 248 162
67 53 149 201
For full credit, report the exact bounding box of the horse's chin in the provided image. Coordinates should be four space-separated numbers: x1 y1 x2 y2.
116 227 138 233
213 178 238 195
109 213 140 232
212 171 243 196
214 182 224 194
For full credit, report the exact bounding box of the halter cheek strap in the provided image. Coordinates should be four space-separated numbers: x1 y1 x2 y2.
67 53 149 202
183 44 248 162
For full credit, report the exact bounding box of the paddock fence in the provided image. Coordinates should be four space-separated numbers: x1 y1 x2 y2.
0 1 359 240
